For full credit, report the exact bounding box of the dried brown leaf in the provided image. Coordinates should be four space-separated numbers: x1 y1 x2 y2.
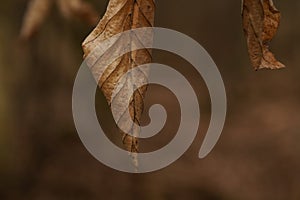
20 0 53 39
242 0 285 70
82 0 155 154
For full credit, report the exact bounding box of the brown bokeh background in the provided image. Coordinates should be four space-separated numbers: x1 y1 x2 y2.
1 0 300 199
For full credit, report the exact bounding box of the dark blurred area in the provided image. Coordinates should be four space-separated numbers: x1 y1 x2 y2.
1 0 300 199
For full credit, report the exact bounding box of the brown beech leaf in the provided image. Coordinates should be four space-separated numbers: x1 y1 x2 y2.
20 0 53 40
242 0 285 70
82 0 155 156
